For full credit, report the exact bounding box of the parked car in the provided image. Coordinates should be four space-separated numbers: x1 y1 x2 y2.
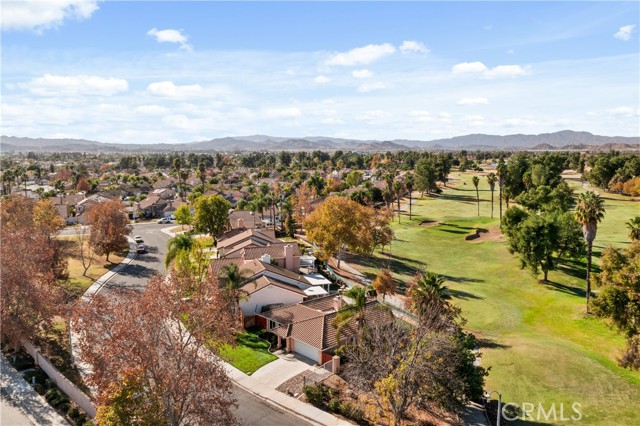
137 244 146 253
134 235 143 243
157 218 169 224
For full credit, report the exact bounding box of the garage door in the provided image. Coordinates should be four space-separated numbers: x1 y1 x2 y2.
294 340 319 363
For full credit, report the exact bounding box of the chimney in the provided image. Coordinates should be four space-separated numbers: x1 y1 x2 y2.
333 296 343 312
260 254 271 264
237 217 244 228
284 244 294 271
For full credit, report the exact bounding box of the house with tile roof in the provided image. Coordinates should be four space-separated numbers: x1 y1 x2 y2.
210 257 327 325
257 295 392 364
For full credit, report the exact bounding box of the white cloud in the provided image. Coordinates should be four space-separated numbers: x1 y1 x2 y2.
321 118 345 125
147 81 203 98
263 108 302 119
1 0 99 32
147 28 192 51
438 112 452 122
457 97 489 106
399 40 429 54
452 62 488 74
135 105 169 115
357 81 388 93
314 75 331 84
452 62 530 79
409 110 432 122
352 69 373 79
614 24 635 41
23 74 128 96
356 110 391 120
608 106 636 117
484 65 530 79
326 43 396 66
503 118 536 127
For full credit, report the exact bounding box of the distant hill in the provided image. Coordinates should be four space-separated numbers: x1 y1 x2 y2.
1 130 638 153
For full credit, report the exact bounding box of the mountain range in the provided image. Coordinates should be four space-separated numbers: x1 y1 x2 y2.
1 130 638 153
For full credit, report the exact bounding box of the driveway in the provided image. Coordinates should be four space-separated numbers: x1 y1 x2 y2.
251 351 318 389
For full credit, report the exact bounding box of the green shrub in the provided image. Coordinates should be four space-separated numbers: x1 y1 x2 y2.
67 406 81 420
34 384 46 395
57 402 70 413
11 353 35 371
303 384 326 407
328 397 341 413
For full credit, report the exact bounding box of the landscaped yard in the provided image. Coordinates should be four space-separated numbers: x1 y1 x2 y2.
57 236 127 297
348 170 640 426
219 329 277 375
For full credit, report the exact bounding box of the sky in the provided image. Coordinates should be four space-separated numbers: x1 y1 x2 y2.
1 1 638 144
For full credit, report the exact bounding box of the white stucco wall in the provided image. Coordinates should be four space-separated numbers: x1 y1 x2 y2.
240 285 304 317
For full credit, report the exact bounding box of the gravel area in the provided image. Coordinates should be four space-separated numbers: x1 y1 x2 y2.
276 368 333 398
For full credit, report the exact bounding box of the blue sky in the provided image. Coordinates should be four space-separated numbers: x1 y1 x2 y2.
1 1 638 144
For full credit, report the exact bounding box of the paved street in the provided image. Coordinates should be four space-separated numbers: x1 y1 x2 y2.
91 223 311 426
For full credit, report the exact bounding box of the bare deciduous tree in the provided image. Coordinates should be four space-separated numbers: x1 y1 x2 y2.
73 270 239 426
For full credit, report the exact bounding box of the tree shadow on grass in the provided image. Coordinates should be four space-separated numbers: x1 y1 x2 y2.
383 252 427 266
442 193 478 204
440 222 475 230
438 228 469 235
346 254 423 278
485 401 554 426
442 274 485 284
448 289 484 300
477 337 511 350
541 280 587 298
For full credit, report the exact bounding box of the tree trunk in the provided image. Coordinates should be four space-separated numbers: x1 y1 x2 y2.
543 268 548 282
586 241 592 313
499 185 503 227
397 198 401 223
337 248 343 269
490 189 494 218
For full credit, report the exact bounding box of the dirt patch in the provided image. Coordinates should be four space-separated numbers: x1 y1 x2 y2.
420 220 440 227
465 227 504 243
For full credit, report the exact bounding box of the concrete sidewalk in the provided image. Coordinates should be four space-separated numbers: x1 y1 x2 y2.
1 357 70 426
223 361 353 426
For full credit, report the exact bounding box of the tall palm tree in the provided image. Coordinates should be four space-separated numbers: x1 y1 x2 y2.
575 191 606 312
405 173 415 220
486 173 497 218
406 272 453 331
472 176 480 216
333 286 371 344
392 180 404 223
626 216 640 242
496 160 507 226
165 233 194 268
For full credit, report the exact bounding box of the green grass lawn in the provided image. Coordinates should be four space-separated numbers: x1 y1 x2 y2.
350 170 640 426
219 330 277 375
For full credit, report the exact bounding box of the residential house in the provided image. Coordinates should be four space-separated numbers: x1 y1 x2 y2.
258 295 391 364
227 210 262 230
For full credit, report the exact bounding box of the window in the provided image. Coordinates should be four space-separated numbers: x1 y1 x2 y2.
269 320 279 330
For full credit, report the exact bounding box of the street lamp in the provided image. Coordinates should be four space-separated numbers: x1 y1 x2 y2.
484 390 502 426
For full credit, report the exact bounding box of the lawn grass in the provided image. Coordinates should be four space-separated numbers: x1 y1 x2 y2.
350 169 640 426
219 329 277 375
57 236 126 297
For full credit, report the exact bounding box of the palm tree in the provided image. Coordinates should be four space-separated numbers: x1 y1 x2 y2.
406 272 452 330
333 286 372 344
392 180 404 223
626 216 640 242
405 173 415 220
218 263 251 320
164 233 194 268
575 191 606 312
472 176 480 216
486 173 497 219
496 160 507 226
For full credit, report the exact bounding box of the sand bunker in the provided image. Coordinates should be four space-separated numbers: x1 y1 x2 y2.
465 227 504 243
420 220 440 227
